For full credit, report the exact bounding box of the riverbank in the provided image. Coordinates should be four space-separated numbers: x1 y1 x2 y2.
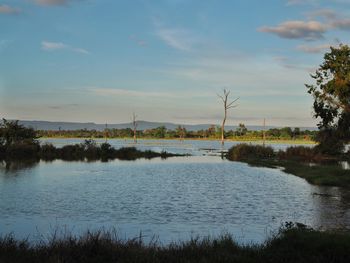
245 159 350 188
1 224 349 263
39 136 316 145
227 144 350 188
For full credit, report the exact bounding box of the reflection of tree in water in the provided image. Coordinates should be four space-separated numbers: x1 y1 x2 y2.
312 185 350 230
0 159 39 173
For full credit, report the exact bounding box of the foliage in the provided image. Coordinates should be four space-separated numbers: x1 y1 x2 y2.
306 44 350 154
0 139 181 162
277 146 323 162
0 119 38 147
235 123 248 136
37 126 317 141
227 144 275 161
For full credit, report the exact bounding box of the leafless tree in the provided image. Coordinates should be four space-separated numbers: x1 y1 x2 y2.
132 112 138 143
217 89 239 146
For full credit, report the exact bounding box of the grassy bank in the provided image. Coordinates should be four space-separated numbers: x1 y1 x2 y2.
1 224 349 263
227 144 350 188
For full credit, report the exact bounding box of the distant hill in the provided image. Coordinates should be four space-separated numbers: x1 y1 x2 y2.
17 120 318 132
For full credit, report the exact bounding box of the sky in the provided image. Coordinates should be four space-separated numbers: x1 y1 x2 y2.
1 0 350 127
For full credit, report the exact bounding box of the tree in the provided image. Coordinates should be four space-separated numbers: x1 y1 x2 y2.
217 89 239 146
0 119 38 147
235 123 247 136
132 112 138 143
176 125 186 141
306 44 350 154
154 126 166 138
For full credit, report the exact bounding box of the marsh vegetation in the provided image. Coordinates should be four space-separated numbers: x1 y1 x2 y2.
1 224 350 263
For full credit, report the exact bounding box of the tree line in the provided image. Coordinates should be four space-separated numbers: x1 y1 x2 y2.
36 124 316 141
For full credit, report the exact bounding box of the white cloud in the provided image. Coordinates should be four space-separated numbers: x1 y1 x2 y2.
156 28 195 51
296 43 332 53
0 4 20 14
158 53 311 97
331 19 350 30
259 20 327 41
287 0 317 5
41 41 89 54
33 0 69 6
153 19 198 52
89 88 175 98
306 9 337 20
41 41 67 50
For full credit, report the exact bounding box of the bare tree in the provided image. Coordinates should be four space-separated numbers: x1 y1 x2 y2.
217 89 239 146
132 112 138 143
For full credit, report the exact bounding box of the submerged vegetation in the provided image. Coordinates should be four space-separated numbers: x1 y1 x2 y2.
0 140 180 162
227 144 350 187
0 224 350 263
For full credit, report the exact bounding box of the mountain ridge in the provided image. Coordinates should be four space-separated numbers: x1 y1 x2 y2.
15 120 317 131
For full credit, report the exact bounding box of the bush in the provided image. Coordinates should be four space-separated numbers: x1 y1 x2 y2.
59 144 85 160
227 144 274 161
277 146 319 161
100 143 114 160
40 143 57 160
5 142 40 159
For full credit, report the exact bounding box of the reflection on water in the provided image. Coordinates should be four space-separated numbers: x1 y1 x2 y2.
0 160 39 173
340 161 350 170
0 155 349 244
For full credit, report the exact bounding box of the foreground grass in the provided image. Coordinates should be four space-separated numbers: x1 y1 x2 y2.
1 225 349 263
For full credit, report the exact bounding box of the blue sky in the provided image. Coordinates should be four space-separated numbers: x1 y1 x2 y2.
1 0 350 126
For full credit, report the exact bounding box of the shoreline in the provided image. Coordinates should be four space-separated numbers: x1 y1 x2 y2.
39 137 316 145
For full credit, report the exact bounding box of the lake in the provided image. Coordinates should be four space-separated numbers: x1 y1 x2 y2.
0 139 349 244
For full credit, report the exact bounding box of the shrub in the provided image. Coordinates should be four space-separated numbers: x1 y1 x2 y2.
59 144 85 160
40 143 57 160
100 143 114 160
227 144 274 161
5 142 40 159
278 146 316 161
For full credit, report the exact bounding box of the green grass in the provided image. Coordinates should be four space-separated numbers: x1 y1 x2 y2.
227 144 350 188
238 159 350 188
1 225 349 263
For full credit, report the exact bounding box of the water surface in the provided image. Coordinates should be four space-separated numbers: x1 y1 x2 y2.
0 140 349 244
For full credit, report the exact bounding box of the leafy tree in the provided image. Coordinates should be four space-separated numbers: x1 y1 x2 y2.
306 44 350 154
154 126 167 138
235 123 248 136
0 119 38 146
280 127 293 138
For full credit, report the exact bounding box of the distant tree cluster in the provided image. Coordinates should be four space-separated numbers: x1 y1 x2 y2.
36 125 316 141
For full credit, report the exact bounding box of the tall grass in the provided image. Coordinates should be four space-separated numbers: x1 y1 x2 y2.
0 224 349 263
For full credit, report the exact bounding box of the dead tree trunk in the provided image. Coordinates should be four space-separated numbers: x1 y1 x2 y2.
132 112 138 144
217 89 239 146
